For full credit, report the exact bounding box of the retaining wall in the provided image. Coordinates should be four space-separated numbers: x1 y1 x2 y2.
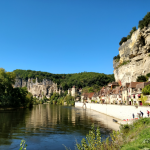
75 102 150 120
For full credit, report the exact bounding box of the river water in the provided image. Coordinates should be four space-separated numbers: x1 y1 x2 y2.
0 104 117 150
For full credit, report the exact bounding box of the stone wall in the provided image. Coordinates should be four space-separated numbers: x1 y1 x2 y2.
75 102 150 120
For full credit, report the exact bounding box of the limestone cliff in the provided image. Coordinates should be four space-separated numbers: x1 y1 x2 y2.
114 24 150 86
14 78 62 97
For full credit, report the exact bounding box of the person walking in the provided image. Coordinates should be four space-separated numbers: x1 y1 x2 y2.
140 111 144 118
132 113 135 119
147 110 150 117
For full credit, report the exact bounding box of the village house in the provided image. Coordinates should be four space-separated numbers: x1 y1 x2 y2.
92 92 100 102
122 83 130 105
127 82 144 105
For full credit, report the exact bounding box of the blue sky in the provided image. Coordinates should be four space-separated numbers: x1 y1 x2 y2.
0 0 150 74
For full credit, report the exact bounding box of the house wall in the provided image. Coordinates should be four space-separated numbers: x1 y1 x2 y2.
122 89 128 103
75 102 150 120
71 87 76 97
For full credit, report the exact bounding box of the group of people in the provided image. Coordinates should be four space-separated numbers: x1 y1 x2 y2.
132 110 150 119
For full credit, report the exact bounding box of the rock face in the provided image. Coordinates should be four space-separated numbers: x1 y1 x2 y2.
14 78 62 97
114 25 150 86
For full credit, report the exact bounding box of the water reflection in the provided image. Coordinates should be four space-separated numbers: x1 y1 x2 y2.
0 104 115 150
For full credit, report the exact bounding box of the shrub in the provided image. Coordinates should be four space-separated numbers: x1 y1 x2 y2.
116 60 130 69
142 85 150 95
113 54 120 61
119 27 137 46
136 75 147 82
127 26 137 40
146 73 150 77
138 12 150 29
119 37 127 46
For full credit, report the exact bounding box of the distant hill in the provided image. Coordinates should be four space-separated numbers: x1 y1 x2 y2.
13 69 115 91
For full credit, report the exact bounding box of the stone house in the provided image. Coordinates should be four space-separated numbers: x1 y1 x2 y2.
87 92 94 103
92 92 100 102
68 86 76 97
81 93 89 102
122 83 130 104
108 82 119 89
127 82 143 105
135 81 150 105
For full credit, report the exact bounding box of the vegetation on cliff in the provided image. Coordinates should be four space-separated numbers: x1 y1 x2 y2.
119 27 137 46
0 68 33 108
116 60 130 69
113 54 120 62
139 12 150 29
136 75 148 82
13 69 115 91
119 12 150 46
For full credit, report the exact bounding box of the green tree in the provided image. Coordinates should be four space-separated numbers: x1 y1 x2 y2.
139 12 150 29
136 75 147 82
119 37 127 46
142 85 150 95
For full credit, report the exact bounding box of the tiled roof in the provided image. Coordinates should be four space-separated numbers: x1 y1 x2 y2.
126 83 130 88
136 81 150 89
88 92 94 98
129 82 144 88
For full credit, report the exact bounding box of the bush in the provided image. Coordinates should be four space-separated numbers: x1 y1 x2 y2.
146 73 150 77
119 27 137 46
113 54 120 61
136 75 147 82
138 12 150 29
119 37 127 46
116 60 130 69
142 85 150 95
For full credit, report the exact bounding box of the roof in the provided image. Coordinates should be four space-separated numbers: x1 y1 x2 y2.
88 92 94 98
108 82 119 86
136 81 150 89
129 82 144 88
126 83 130 88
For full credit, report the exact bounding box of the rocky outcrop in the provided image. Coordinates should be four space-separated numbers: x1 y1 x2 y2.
114 24 150 86
14 78 63 98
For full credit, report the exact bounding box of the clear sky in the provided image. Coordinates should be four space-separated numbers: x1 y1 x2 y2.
0 0 150 74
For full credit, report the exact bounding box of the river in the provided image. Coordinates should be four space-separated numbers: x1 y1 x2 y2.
0 104 119 150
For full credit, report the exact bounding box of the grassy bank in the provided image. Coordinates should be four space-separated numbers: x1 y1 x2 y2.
76 118 150 150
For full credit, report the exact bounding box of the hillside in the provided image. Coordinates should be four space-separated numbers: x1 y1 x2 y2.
13 69 115 91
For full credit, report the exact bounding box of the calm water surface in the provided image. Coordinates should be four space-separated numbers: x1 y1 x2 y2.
0 104 113 150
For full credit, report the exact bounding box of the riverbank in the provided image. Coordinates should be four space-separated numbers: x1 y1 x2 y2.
76 117 150 149
75 102 150 123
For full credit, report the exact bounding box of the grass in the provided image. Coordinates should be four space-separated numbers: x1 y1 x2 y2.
75 118 150 150
121 118 150 150
116 60 130 69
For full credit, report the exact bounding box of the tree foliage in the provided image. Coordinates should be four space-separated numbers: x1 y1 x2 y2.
13 69 115 91
0 68 33 107
142 85 150 95
119 27 137 46
136 75 147 82
113 54 120 61
119 37 127 46
138 12 150 29
127 26 137 40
